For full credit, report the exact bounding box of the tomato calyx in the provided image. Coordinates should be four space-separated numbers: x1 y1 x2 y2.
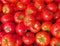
27 9 32 14
19 15 24 19
25 18 29 23
42 27 50 31
5 26 10 31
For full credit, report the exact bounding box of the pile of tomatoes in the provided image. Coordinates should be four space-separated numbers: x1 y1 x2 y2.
0 0 60 46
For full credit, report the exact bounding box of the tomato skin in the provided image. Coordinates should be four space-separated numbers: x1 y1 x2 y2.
20 0 30 5
29 21 41 33
2 4 12 14
36 31 50 46
56 18 60 23
14 12 25 23
47 3 57 12
3 22 15 33
44 0 53 3
25 3 37 16
24 15 36 27
34 1 44 12
58 3 60 10
13 34 22 46
16 23 27 36
16 2 26 10
54 11 60 20
41 22 52 31
55 0 60 2
50 38 60 46
22 32 35 45
41 9 53 21
0 32 6 45
51 23 60 38
1 14 13 24
2 34 15 46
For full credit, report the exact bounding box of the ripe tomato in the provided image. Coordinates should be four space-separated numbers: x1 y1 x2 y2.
54 11 60 20
51 22 60 38
34 1 44 11
22 32 35 45
16 2 26 10
50 38 60 46
44 0 53 3
2 34 15 46
41 9 53 21
24 15 36 27
2 4 12 14
16 23 27 36
47 3 57 12
36 31 50 46
29 21 41 33
14 12 25 23
41 22 52 31
3 22 15 33
1 14 13 23
20 0 30 5
1 0 8 4
0 2 3 12
0 32 6 45
56 18 60 23
25 3 37 16
13 34 22 46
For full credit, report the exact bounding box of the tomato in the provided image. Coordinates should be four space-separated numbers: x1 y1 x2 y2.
3 22 15 33
2 4 12 14
1 14 13 23
14 12 25 23
0 2 3 12
0 32 6 45
13 34 22 46
2 34 15 46
16 23 27 36
47 3 57 12
36 31 50 46
41 9 53 21
25 3 37 16
22 32 35 45
20 0 30 5
50 38 60 46
24 15 36 27
58 3 60 10
54 11 60 20
34 1 44 11
41 22 52 31
1 0 8 4
56 18 60 23
51 22 60 38
44 0 53 3
29 21 41 33
16 2 26 10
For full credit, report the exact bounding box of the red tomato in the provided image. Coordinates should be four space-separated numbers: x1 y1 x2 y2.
22 32 35 45
24 15 36 27
3 22 15 33
54 11 60 20
25 3 37 16
13 34 22 46
1 14 13 23
41 22 52 31
34 1 44 11
41 9 53 21
44 0 53 3
51 22 60 38
50 38 60 46
2 4 12 14
16 23 27 36
56 18 60 23
2 34 15 46
1 0 8 4
29 21 41 33
16 2 26 10
47 3 57 12
20 0 30 5
36 31 50 46
0 32 6 45
0 2 3 12
14 12 25 23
